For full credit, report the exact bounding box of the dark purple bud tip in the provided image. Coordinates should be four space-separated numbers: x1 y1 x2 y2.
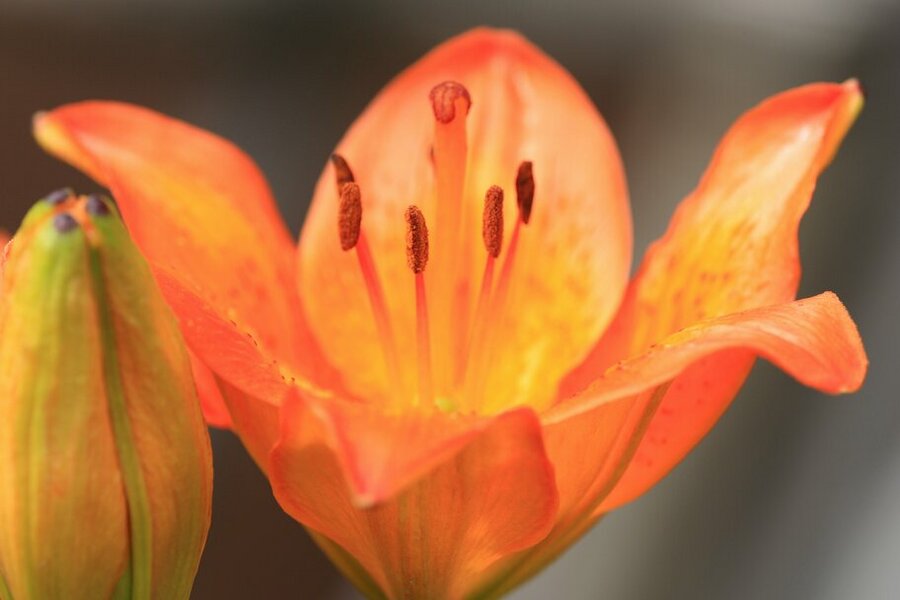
44 187 74 206
53 213 79 233
85 193 110 216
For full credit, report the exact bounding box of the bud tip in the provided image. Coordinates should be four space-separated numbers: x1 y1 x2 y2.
44 187 74 206
53 213 79 233
85 193 111 216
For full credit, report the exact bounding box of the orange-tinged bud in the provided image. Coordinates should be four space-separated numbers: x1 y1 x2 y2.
0 193 212 600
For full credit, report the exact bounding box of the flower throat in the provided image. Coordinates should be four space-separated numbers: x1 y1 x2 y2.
333 80 535 414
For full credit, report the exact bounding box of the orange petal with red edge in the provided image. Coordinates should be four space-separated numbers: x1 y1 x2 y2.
33 101 340 402
270 395 557 598
298 28 631 409
548 293 866 512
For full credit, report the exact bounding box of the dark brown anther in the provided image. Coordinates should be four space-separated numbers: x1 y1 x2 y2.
429 81 472 124
331 153 355 194
404 206 429 274
44 187 74 206
515 161 535 225
482 185 504 258
338 182 362 251
53 213 79 233
85 193 111 216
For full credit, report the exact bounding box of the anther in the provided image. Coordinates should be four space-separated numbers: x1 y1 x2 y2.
338 180 402 395
338 182 362 251
405 205 433 406
44 187 74 206
461 186 505 400
429 81 472 124
482 185 504 258
85 193 111 216
405 206 429 274
331 153 355 194
515 161 535 224
53 213 79 233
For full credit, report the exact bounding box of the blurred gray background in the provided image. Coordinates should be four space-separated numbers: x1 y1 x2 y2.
1 0 898 598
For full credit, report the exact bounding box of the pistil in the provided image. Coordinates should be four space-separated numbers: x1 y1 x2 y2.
429 81 471 394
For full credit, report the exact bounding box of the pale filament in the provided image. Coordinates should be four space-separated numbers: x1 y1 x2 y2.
405 205 433 408
355 231 404 398
335 174 404 403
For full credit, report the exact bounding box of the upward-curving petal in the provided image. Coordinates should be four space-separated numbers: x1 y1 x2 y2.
298 28 631 409
558 81 864 510
33 102 339 409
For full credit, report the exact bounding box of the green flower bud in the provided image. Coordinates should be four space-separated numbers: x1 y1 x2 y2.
0 192 212 600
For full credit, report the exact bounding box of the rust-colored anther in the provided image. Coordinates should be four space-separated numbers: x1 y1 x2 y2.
405 206 429 274
482 185 504 258
515 161 535 225
429 81 472 124
331 153 356 194
338 182 362 251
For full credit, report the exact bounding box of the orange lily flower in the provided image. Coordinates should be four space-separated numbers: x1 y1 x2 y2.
34 28 866 600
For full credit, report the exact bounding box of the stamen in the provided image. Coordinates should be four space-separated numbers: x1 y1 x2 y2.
482 185 504 258
405 206 429 274
338 183 363 251
471 162 535 411
405 206 433 406
335 174 402 395
495 161 535 300
330 153 355 194
460 186 504 403
429 81 471 392
515 161 535 224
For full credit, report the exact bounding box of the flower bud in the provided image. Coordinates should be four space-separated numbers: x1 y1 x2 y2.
0 192 212 599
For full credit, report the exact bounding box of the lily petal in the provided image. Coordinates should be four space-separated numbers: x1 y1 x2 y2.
550 293 866 512
298 28 631 408
555 80 863 510
33 102 339 405
188 350 232 429
565 80 862 393
270 396 558 598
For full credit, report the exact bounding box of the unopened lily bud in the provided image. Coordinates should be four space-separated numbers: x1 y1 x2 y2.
0 193 212 600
